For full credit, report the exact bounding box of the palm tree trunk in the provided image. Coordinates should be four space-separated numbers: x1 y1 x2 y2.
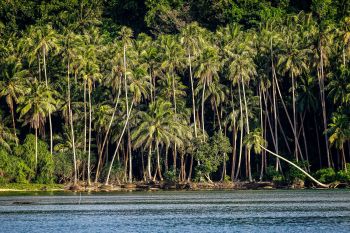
87 88 92 186
148 144 152 180
105 102 134 185
156 141 163 181
261 146 329 188
241 81 252 182
201 82 206 138
291 72 298 162
84 80 87 154
342 148 347 172
67 57 78 185
42 47 53 155
230 86 237 181
235 83 244 180
35 127 38 170
128 128 132 183
95 77 122 183
10 107 17 141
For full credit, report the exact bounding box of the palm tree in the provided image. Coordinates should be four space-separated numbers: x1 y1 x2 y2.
327 110 350 172
21 24 60 155
0 114 18 152
0 62 28 138
119 26 133 183
132 100 190 181
195 45 221 139
277 31 311 162
18 80 58 169
225 32 257 181
244 128 329 188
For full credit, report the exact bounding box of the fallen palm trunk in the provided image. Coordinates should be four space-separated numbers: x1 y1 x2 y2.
260 145 329 188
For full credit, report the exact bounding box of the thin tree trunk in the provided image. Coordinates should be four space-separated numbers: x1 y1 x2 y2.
35 127 38 170
128 128 132 183
241 81 252 182
261 146 329 188
230 85 237 181
42 47 53 155
105 102 134 185
201 82 206 138
235 83 244 180
87 88 92 186
291 72 298 162
95 76 122 182
67 57 78 185
148 144 152 180
84 80 87 154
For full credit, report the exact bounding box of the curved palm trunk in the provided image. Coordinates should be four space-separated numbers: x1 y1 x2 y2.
230 86 237 181
105 102 134 185
241 81 252 182
261 146 329 188
84 80 87 154
187 52 196 182
67 57 78 185
318 46 331 167
42 47 53 155
95 78 122 183
235 83 244 180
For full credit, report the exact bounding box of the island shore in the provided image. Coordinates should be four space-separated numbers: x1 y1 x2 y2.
1 181 348 192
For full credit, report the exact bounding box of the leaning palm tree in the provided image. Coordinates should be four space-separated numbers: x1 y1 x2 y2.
17 80 58 169
244 128 329 188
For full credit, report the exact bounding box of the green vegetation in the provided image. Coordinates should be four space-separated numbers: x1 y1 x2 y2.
0 0 350 188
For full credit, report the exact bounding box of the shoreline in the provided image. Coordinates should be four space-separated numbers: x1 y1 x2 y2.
0 181 348 192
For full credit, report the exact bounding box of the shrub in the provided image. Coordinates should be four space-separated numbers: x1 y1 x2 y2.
265 166 284 182
314 168 337 183
164 169 178 182
336 165 350 183
53 152 73 183
286 161 308 183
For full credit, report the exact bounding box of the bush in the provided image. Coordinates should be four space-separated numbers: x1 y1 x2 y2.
336 165 350 183
15 134 54 184
164 168 178 182
265 166 284 182
314 168 337 183
53 152 73 183
286 161 308 183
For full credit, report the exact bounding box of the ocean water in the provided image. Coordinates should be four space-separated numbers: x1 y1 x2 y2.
0 190 350 232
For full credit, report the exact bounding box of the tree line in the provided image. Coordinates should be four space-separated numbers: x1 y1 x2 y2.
0 0 350 185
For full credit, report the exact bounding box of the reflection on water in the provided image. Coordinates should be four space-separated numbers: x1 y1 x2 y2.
1 190 350 232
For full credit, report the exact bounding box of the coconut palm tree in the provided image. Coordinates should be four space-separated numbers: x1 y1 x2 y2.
21 24 60 155
0 62 29 138
277 30 312 162
132 100 190 181
195 45 221 139
0 114 18 152
17 80 58 169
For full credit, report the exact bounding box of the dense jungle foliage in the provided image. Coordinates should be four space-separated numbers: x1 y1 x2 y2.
0 0 349 185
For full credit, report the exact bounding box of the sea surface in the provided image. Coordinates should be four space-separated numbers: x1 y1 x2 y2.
0 190 350 232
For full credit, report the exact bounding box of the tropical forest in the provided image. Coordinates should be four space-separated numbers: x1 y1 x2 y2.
0 0 350 190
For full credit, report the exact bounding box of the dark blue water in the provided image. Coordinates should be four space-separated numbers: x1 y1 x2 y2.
0 190 350 232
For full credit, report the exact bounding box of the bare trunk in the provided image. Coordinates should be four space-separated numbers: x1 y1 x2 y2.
235 83 244 180
201 82 206 138
261 146 329 188
67 57 78 185
87 88 92 186
95 76 122 182
105 102 134 185
242 81 252 182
